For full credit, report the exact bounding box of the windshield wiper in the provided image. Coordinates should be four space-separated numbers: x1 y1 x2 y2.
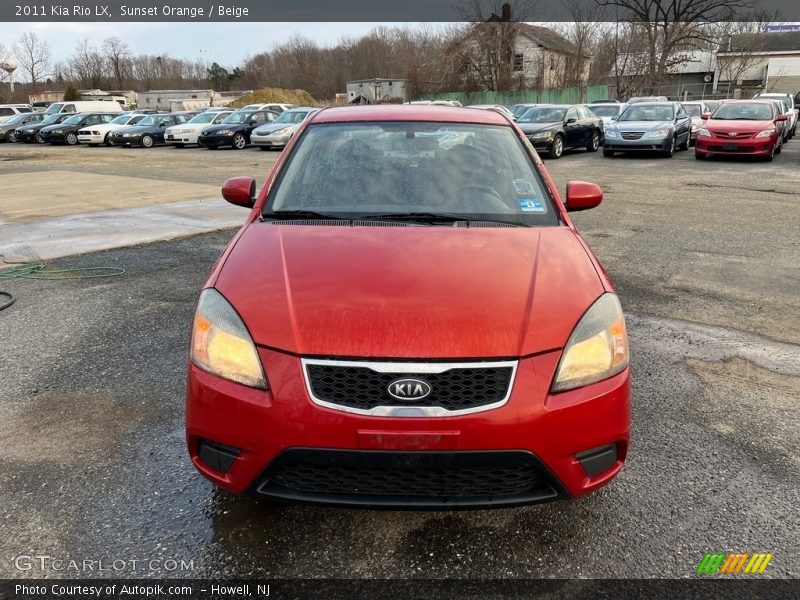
262 209 349 221
357 212 527 227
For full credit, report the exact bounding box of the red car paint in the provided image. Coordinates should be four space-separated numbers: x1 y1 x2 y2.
186 105 631 508
695 100 787 159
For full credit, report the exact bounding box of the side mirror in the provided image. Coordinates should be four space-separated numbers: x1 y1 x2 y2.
159 122 166 127
776 114 788 122
566 117 577 124
610 115 619 121
250 120 258 126
701 113 710 120
565 181 603 212
222 177 257 208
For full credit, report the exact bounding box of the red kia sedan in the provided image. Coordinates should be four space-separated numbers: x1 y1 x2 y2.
695 100 787 161
186 105 631 509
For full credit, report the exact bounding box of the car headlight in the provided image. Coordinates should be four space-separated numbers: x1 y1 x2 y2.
531 131 553 141
552 294 629 392
755 128 776 138
691 124 698 131
604 130 617 138
52 129 63 134
697 128 711 137
191 288 267 389
646 128 671 138
269 127 289 136
215 129 233 136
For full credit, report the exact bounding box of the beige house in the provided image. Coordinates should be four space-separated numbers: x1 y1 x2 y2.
716 31 800 96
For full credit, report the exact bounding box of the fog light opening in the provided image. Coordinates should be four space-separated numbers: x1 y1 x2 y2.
575 444 618 477
198 439 241 473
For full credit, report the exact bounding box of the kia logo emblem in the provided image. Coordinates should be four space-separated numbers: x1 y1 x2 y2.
729 132 737 137
387 378 432 401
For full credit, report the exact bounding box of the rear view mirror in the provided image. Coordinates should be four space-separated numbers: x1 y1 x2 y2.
776 114 788 122
701 113 710 120
565 181 603 212
566 118 577 124
222 177 257 208
611 115 618 121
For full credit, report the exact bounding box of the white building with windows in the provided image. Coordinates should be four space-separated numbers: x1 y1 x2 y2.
346 79 408 104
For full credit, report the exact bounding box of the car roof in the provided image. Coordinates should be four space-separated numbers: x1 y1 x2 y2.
311 105 510 125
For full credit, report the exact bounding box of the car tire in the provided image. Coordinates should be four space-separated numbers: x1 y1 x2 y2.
695 151 706 160
548 134 564 159
6 131 17 143
65 132 78 146
140 135 154 148
35 132 46 144
663 136 676 158
586 130 600 152
232 133 247 150
103 133 112 146
602 148 614 158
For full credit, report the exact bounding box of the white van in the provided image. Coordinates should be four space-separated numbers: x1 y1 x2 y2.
45 101 123 115
0 104 33 123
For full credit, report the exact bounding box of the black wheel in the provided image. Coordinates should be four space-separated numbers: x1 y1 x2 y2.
603 148 614 158
6 131 17 143
140 134 154 148
679 133 690 151
65 132 78 145
103 133 112 146
663 135 676 158
547 134 564 159
232 133 247 150
586 130 600 152
35 132 46 144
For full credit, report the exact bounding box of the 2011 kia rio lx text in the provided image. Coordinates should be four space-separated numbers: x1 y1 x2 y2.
186 105 631 509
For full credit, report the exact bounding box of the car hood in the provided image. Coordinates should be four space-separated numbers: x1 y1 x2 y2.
214 223 604 358
610 120 672 132
704 119 775 132
41 123 77 132
518 122 561 135
202 123 245 134
81 122 128 132
112 125 159 134
253 123 295 135
166 122 209 132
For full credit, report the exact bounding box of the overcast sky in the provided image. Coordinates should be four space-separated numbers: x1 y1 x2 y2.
2 22 436 69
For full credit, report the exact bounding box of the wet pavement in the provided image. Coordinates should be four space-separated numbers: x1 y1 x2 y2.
1 145 799 579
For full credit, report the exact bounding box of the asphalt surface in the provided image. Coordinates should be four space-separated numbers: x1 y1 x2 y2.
0 141 798 580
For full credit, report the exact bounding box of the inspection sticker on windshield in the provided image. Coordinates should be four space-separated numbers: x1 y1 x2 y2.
518 198 545 212
513 179 536 196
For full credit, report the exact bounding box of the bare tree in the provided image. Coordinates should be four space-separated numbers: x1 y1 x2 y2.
102 37 131 89
596 0 757 93
554 0 607 91
13 31 51 84
70 38 107 89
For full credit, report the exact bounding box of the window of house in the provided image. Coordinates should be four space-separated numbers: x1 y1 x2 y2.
549 57 556 70
513 54 524 71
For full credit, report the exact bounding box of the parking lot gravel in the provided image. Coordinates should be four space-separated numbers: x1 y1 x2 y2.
0 141 798 579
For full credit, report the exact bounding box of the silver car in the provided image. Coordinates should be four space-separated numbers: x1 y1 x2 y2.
682 101 717 144
587 103 629 129
603 102 692 158
251 107 318 150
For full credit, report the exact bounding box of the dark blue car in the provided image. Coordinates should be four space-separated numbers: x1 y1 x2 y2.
198 109 278 150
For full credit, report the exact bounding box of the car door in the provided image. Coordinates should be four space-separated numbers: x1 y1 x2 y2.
563 107 582 148
675 104 691 143
577 106 595 145
155 116 174 142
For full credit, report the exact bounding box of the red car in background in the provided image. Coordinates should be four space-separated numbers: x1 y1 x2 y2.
186 105 631 509
695 100 787 161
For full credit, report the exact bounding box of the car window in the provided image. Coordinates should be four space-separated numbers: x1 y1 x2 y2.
684 105 702 117
222 112 252 124
268 122 558 227
566 108 579 121
276 110 309 124
712 103 774 120
589 105 621 117
518 107 567 123
175 115 190 124
619 105 674 121
101 114 115 123
0 108 13 116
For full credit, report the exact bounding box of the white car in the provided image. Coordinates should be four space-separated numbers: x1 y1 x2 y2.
587 103 629 129
165 110 233 146
239 103 296 113
251 107 318 150
77 113 150 146
467 104 515 120
752 93 797 137
0 104 34 124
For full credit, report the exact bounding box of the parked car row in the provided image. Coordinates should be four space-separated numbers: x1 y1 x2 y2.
1 105 319 151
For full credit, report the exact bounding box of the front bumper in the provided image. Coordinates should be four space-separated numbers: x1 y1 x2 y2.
604 135 671 152
186 348 631 508
108 135 142 146
166 131 201 145
199 134 235 147
43 132 68 143
695 136 775 156
77 133 104 144
252 133 292 148
15 130 37 142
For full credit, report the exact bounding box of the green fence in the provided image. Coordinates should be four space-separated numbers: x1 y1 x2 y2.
420 85 610 106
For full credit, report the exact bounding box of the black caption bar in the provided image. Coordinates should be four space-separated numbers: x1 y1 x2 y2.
1 0 798 22
1 579 798 600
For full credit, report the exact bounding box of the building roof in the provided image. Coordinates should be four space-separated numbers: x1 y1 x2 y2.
518 24 581 56
719 31 800 54
312 104 509 126
347 78 407 84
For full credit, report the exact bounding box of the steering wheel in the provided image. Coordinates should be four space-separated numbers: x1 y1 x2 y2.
444 183 509 212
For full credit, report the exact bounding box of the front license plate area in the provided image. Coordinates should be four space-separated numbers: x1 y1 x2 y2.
723 143 738 150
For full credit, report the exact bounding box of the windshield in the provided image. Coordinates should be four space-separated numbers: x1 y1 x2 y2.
63 114 86 125
188 112 222 124
275 110 309 124
137 116 157 126
4 113 29 125
111 114 142 125
518 107 566 123
619 105 674 121
683 105 703 117
40 114 61 125
267 122 558 226
712 103 773 120
589 105 621 117
45 103 65 114
222 112 253 124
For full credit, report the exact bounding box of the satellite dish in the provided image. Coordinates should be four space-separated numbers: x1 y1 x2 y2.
703 74 713 83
